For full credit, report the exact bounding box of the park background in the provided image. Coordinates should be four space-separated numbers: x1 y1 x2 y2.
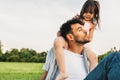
0 0 120 80
0 0 120 55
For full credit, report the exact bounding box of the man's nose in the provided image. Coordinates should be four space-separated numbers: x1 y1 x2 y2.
82 29 87 34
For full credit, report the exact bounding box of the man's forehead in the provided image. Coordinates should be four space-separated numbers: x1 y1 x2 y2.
71 23 83 29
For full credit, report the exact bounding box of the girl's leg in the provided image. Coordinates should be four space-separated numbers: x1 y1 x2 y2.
54 37 68 80
84 45 98 71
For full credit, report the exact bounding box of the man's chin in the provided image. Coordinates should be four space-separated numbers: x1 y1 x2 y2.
75 39 90 44
77 40 90 44
82 40 90 44
82 38 91 44
84 37 91 42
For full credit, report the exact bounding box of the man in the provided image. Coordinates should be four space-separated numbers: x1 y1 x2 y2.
40 19 90 80
40 19 120 80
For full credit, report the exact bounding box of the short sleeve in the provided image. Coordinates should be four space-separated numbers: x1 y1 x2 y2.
42 47 54 71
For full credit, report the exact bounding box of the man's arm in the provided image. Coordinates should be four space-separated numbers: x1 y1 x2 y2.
40 71 48 80
40 48 53 80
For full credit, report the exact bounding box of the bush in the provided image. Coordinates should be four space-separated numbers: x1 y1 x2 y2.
39 56 46 63
98 51 113 62
6 55 20 62
0 54 2 61
30 56 40 62
19 58 26 62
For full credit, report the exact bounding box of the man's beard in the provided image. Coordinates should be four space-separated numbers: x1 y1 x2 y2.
75 39 90 44
74 36 90 44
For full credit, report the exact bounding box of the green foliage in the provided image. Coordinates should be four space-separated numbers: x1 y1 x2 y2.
40 52 47 57
0 41 3 54
0 53 3 61
6 55 20 62
98 49 120 62
30 56 40 62
1 48 47 63
40 56 46 63
9 48 19 55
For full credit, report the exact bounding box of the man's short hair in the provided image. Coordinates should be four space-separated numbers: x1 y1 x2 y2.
60 19 84 41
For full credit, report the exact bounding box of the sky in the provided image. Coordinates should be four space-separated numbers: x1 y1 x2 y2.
0 0 120 55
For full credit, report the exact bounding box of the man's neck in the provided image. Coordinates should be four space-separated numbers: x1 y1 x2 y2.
68 44 84 55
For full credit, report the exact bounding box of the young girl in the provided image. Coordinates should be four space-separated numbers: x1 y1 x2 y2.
54 0 100 80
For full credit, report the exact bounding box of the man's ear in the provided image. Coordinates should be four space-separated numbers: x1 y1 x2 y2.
66 34 74 40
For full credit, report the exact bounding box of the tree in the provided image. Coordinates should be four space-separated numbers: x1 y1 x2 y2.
0 41 3 54
9 48 19 55
40 51 47 57
19 48 34 62
6 55 20 62
0 41 3 61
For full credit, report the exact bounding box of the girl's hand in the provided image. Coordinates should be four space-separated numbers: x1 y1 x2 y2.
72 14 80 19
55 73 68 80
57 31 61 37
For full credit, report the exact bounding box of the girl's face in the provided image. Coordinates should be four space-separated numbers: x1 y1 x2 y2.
83 12 94 21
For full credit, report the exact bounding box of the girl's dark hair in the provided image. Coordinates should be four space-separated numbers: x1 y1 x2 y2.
80 0 100 28
60 19 84 41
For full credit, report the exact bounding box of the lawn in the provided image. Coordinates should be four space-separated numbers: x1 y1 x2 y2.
0 62 44 80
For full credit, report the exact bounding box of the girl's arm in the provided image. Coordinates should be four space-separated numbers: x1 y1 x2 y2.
87 24 96 41
54 36 68 80
84 45 98 71
85 23 98 71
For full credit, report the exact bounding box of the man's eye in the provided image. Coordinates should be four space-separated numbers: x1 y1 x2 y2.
79 28 82 31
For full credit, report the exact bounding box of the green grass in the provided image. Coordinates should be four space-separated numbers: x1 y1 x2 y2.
0 62 44 80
